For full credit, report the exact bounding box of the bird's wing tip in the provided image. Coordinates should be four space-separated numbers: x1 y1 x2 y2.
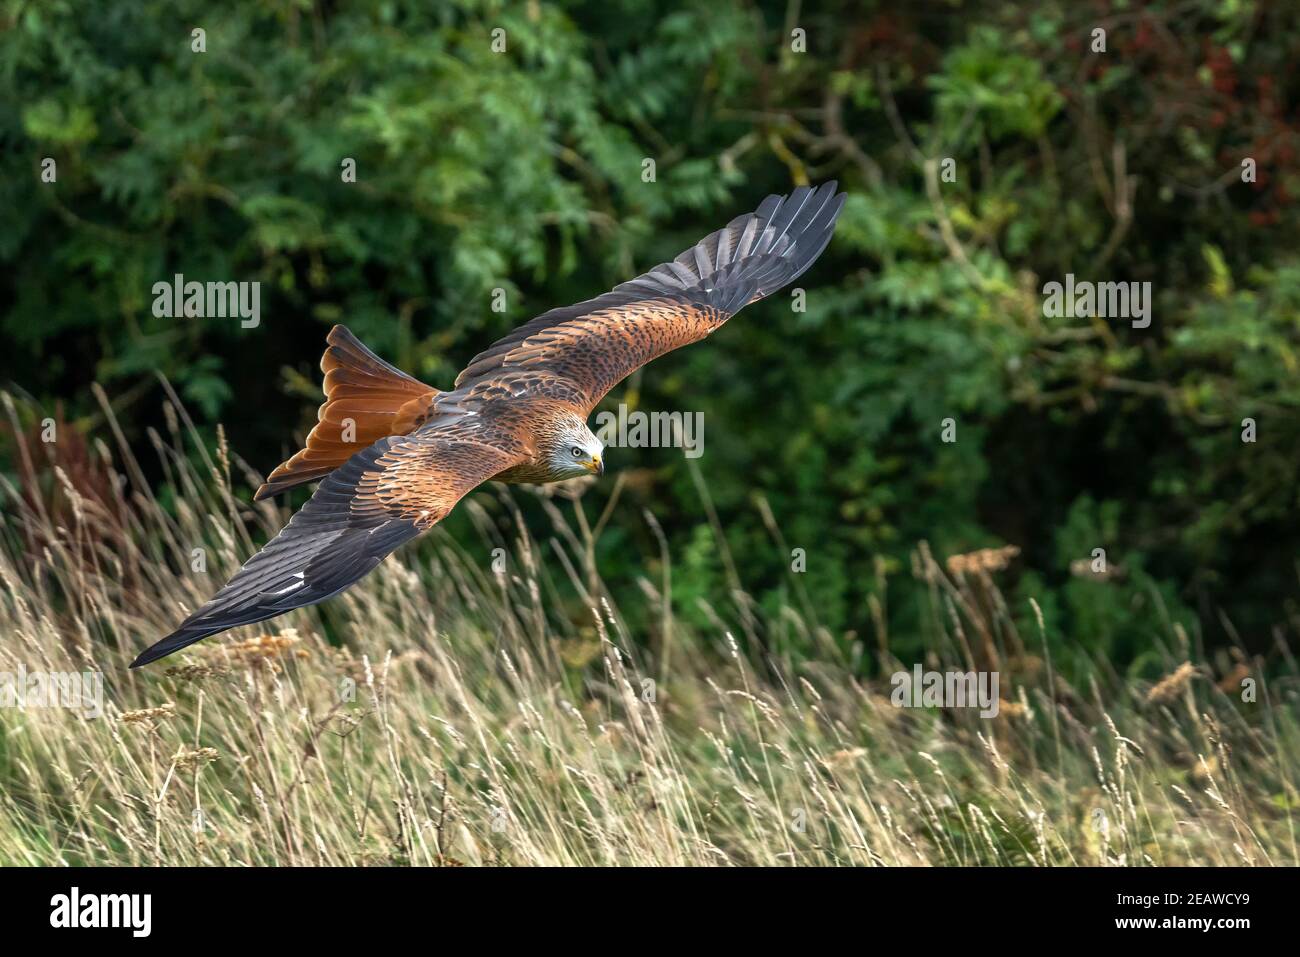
128 648 157 669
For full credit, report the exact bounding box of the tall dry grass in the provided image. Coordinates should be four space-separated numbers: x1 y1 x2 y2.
0 387 1296 866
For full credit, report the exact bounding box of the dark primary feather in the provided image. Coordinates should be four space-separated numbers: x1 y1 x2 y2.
132 427 520 668
131 438 421 667
634 179 846 315
454 182 846 389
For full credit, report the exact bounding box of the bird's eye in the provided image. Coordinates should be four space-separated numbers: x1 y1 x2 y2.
571 446 582 458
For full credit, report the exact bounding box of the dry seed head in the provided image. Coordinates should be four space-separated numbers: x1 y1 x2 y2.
121 702 176 724
820 747 867 768
1147 661 1196 704
215 629 307 668
164 663 229 680
174 747 219 771
945 544 1020 576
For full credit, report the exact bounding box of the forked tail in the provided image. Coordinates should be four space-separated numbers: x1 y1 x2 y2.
254 325 439 499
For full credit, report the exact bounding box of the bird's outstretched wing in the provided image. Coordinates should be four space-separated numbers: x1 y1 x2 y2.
132 430 520 667
454 182 846 412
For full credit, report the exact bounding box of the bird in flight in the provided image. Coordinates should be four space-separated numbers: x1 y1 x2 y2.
132 182 846 667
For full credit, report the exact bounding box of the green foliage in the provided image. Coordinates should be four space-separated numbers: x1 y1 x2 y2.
2 0 1298 674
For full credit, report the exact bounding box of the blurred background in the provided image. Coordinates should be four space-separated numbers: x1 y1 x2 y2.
2 0 1298 679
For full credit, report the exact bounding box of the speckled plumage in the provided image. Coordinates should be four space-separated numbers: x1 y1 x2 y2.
132 183 846 667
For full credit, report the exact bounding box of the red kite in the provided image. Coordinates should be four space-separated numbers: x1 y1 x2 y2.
132 183 846 666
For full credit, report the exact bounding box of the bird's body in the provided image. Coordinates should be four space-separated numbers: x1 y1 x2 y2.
132 182 846 667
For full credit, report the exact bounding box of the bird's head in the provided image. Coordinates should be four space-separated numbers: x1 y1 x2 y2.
545 414 605 479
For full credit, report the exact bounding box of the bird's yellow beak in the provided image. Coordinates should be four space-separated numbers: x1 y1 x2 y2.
585 456 604 475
